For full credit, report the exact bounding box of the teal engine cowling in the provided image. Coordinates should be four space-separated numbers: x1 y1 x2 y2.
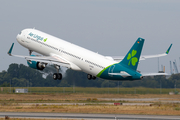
27 55 46 70
27 60 46 70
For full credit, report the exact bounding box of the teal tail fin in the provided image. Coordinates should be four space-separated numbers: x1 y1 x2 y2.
120 38 144 71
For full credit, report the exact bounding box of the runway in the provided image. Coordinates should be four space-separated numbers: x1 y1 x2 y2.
1 112 180 120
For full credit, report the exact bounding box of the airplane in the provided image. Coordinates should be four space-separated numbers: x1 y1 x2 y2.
8 28 172 81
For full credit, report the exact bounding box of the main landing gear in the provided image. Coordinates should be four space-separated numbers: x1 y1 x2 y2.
53 65 62 80
53 73 62 80
87 74 96 80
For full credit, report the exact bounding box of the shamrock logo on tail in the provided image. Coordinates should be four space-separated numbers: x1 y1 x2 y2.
127 50 138 66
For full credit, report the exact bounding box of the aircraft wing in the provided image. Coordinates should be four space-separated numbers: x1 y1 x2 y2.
7 43 71 68
108 72 168 77
26 55 70 68
142 73 168 76
110 44 172 62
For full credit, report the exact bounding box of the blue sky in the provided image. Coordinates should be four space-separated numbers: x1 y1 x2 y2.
0 0 180 74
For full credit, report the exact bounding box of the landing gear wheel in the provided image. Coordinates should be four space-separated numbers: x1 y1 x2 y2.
53 73 62 80
53 65 62 80
53 73 58 80
92 76 96 80
87 74 92 80
57 73 62 80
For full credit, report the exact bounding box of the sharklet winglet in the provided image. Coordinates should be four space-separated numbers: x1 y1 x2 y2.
166 44 172 54
7 43 14 56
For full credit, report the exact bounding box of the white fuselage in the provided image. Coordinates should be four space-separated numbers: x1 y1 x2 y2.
16 28 117 76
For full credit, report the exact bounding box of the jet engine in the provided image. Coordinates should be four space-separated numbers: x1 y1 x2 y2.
27 60 46 70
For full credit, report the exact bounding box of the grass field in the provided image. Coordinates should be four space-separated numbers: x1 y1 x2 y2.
0 87 180 117
0 93 180 115
1 87 179 94
0 93 180 103
1 103 180 115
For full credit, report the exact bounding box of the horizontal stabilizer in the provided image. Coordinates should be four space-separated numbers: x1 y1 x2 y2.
108 72 132 78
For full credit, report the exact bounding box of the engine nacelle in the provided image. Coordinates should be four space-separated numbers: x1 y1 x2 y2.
27 61 46 70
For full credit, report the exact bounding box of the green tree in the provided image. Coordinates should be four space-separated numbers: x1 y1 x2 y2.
1 63 180 88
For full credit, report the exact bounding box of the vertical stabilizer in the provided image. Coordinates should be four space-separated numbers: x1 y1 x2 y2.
120 38 144 71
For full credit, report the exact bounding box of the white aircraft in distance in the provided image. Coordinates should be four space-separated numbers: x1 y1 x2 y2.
8 28 172 81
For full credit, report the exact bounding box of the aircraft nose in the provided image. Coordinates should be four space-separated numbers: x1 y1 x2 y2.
16 34 21 43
